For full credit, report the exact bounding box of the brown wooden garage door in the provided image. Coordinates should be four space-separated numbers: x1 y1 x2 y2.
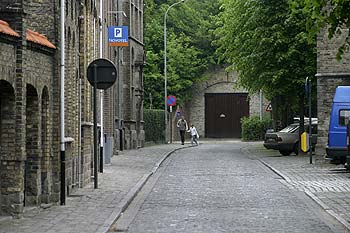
205 93 249 138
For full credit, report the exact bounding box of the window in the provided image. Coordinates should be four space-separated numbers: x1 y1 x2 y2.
339 110 350 126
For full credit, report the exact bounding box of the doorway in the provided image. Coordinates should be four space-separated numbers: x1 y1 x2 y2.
205 93 249 138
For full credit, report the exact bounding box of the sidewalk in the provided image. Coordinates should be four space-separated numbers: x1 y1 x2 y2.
0 143 187 233
244 142 350 231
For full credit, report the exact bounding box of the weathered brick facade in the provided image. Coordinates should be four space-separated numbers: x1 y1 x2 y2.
102 0 145 152
181 65 269 139
0 1 59 216
0 0 144 217
316 28 350 155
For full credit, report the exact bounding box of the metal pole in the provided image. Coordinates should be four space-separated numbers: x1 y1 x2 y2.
93 64 98 189
308 78 312 164
78 78 82 187
99 0 104 173
170 106 173 143
259 90 263 121
100 91 104 173
164 9 168 144
60 0 66 206
164 0 185 144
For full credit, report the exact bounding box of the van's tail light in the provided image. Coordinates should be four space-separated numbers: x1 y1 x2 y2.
276 137 282 142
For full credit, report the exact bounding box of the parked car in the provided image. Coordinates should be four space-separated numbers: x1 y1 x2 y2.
263 119 318 156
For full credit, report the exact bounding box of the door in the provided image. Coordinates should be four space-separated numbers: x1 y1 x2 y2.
205 93 249 138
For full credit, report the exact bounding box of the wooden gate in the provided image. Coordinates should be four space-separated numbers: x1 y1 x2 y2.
205 93 249 138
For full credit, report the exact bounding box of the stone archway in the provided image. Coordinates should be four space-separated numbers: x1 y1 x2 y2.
25 84 41 206
41 87 52 203
0 80 16 214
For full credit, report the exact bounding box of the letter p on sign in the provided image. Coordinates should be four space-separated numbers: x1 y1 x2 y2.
114 28 122 38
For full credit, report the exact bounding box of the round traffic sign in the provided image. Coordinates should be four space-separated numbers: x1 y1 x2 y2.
167 95 176 106
87 58 117 90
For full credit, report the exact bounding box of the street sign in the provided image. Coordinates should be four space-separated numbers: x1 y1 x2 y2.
266 103 272 112
87 58 117 189
167 95 176 106
108 26 129 47
87 59 117 90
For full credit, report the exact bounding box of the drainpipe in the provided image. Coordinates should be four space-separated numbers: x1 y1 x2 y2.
60 0 66 205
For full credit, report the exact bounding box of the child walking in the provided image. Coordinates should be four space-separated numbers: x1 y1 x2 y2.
188 124 199 146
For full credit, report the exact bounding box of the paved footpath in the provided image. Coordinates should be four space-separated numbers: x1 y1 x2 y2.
244 142 350 231
0 143 186 233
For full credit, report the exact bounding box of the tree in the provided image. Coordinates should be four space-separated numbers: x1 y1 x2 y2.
291 0 350 59
143 0 220 109
214 0 316 125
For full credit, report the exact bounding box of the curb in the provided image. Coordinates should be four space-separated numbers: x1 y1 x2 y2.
241 145 350 231
258 158 350 232
98 145 190 233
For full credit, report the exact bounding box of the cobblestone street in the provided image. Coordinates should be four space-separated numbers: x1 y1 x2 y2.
111 141 350 233
1 141 350 232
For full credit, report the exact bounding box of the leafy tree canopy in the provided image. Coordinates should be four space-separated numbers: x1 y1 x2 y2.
144 0 220 109
214 0 316 105
291 0 350 59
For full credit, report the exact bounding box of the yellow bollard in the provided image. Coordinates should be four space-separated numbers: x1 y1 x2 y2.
301 131 309 153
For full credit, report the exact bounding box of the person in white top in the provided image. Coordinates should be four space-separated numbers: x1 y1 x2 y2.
187 124 199 146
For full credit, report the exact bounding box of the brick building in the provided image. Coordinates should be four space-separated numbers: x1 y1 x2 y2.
316 28 350 154
0 0 144 217
179 65 269 140
102 0 145 155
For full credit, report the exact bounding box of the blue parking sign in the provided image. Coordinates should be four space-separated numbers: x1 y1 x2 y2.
108 26 128 47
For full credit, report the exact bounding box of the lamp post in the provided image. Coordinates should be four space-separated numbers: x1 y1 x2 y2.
164 0 185 143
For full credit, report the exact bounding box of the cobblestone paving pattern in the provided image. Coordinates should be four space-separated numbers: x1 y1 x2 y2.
245 142 350 230
0 144 180 233
126 142 345 233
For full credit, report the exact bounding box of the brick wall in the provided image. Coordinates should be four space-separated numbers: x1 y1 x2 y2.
120 0 145 150
182 65 269 139
316 28 350 154
0 0 145 216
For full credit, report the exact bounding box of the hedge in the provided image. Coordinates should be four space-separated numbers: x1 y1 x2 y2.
241 116 272 141
144 109 165 143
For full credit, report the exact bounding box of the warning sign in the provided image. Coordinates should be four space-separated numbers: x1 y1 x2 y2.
266 103 272 112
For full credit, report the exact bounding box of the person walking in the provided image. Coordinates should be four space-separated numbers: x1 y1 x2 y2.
188 124 199 146
177 116 188 145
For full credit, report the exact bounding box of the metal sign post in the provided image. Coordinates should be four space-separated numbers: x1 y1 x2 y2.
305 77 312 164
87 59 117 189
167 96 176 144
93 64 98 188
170 106 173 143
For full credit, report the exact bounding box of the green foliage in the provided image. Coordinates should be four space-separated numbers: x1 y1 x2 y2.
241 116 272 141
214 0 316 124
291 0 350 59
144 0 220 109
144 109 165 143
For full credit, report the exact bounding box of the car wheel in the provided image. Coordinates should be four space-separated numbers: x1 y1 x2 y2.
294 142 299 155
279 150 292 156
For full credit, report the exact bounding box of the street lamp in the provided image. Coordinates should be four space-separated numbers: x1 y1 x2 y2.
164 0 185 143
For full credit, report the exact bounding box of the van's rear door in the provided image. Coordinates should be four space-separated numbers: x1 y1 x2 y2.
329 104 350 147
